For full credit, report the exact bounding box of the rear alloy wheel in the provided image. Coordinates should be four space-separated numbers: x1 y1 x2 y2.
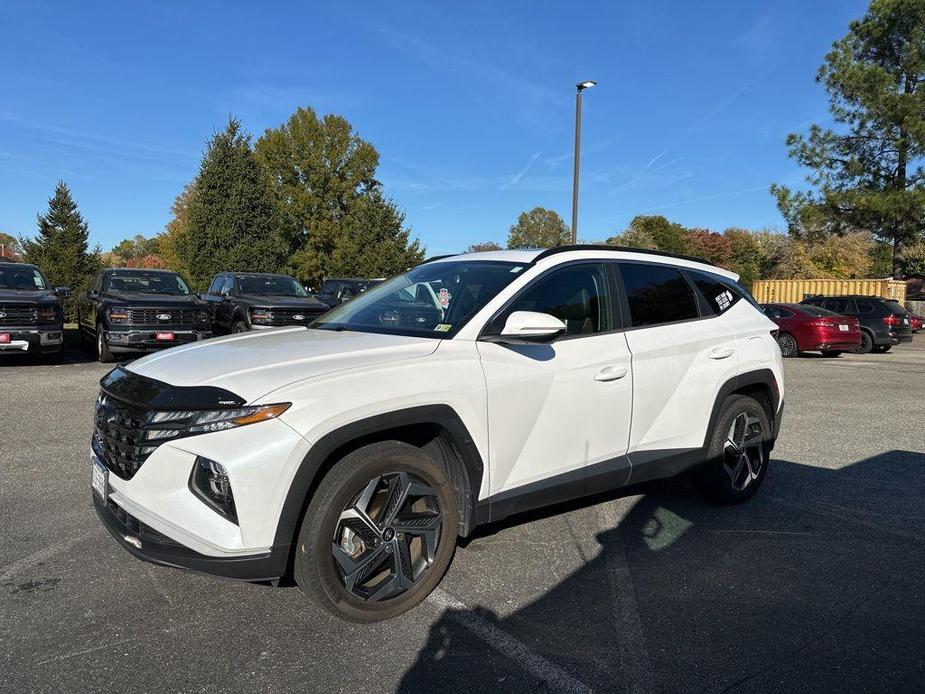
294 441 458 622
231 320 248 334
858 331 873 354
695 394 770 504
777 333 798 358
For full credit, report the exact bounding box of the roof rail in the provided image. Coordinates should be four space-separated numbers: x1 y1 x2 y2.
530 244 718 268
419 254 456 264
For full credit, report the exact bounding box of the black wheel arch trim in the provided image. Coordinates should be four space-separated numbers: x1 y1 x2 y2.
272 404 485 561
705 368 781 449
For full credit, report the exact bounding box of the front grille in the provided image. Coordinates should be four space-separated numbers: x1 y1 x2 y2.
0 305 38 326
127 308 202 326
93 394 159 479
106 499 182 546
265 308 325 326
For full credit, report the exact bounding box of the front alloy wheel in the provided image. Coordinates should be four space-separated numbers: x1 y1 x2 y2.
294 441 458 622
333 471 442 602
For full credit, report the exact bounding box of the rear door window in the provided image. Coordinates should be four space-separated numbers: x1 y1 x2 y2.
618 263 699 328
823 298 854 314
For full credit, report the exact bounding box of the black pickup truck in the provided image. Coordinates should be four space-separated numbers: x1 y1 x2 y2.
202 272 329 333
313 277 383 311
0 261 68 360
77 268 211 362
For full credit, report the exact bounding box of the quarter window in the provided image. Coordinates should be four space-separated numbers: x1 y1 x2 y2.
618 263 699 327
686 269 740 315
503 264 612 336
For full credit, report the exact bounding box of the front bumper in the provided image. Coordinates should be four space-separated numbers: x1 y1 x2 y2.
94 494 287 581
105 328 211 353
0 325 63 354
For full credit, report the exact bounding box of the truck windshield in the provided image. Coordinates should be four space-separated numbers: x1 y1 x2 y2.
105 271 191 295
311 260 526 338
0 266 47 291
238 275 308 297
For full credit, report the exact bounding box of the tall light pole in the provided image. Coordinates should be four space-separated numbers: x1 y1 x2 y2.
571 80 597 243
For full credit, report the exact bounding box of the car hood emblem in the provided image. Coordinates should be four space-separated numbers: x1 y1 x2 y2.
293 314 305 320
0 312 6 319
156 313 171 321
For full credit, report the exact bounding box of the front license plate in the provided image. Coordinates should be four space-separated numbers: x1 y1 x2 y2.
839 324 849 332
0 333 10 344
155 332 175 341
92 457 109 501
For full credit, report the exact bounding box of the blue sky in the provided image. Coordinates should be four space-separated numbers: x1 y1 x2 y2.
1 0 868 255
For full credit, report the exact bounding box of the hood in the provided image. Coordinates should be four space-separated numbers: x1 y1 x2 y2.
102 292 204 307
0 289 60 305
125 327 439 403
237 294 328 310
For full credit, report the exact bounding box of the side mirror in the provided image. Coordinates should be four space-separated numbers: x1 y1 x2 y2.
484 311 566 344
55 286 71 298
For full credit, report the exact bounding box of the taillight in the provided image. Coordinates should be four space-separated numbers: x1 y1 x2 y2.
882 314 900 327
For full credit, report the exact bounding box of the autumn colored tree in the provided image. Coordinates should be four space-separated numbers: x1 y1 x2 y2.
465 241 503 253
506 207 570 248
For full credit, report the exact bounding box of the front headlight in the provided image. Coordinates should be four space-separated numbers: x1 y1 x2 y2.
108 308 129 323
144 403 291 440
250 308 273 324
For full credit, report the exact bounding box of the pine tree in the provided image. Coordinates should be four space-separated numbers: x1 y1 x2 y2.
21 181 100 320
178 119 288 289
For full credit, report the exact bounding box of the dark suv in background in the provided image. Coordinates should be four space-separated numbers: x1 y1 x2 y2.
800 294 913 353
0 261 68 360
313 277 382 310
77 268 211 362
203 272 329 333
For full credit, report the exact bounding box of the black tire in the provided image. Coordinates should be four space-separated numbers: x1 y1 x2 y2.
777 332 798 358
858 330 874 354
231 320 248 334
873 345 892 353
820 350 842 358
294 441 458 623
96 324 115 363
694 394 771 504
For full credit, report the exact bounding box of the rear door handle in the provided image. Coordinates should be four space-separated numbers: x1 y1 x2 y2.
708 347 735 360
594 365 628 382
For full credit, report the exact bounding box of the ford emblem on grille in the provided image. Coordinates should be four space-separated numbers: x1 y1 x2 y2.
0 312 6 319
156 313 171 321
293 314 305 321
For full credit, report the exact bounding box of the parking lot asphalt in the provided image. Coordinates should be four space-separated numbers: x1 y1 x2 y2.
1 343 924 693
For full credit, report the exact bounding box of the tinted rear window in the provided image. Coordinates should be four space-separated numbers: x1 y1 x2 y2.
618 263 699 327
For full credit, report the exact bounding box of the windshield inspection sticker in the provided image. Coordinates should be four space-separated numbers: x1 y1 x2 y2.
434 323 452 332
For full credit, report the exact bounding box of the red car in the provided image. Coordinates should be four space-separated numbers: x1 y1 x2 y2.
762 302 861 357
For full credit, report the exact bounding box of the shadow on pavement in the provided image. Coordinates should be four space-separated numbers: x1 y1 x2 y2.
400 450 925 693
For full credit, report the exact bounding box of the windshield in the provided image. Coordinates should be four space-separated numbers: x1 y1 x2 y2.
0 266 47 291
105 271 190 295
312 260 527 338
238 275 308 297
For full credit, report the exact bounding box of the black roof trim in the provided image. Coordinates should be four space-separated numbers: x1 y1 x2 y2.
530 244 718 268
419 254 456 265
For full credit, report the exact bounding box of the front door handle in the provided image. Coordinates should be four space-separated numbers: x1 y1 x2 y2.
594 365 628 382
708 347 735 360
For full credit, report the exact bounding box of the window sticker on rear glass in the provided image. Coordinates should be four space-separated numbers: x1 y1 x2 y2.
715 290 733 311
434 323 452 332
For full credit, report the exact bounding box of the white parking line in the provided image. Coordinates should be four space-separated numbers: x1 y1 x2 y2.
599 500 657 694
0 529 97 583
427 588 592 693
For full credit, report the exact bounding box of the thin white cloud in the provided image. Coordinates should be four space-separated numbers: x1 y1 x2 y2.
638 185 768 213
507 151 542 187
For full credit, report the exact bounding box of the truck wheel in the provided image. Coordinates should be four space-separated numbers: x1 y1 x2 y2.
294 441 458 622
231 320 248 334
97 325 115 363
694 394 771 504
858 330 873 354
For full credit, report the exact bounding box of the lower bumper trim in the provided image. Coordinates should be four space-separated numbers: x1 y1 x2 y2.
94 495 289 582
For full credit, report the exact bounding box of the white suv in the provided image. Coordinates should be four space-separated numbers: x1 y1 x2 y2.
91 247 784 621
